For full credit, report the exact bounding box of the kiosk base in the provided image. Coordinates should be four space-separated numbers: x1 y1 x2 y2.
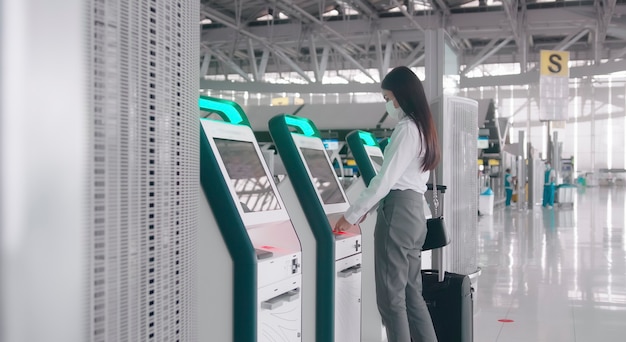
335 253 363 342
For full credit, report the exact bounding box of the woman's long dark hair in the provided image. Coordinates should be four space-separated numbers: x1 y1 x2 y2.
381 66 440 172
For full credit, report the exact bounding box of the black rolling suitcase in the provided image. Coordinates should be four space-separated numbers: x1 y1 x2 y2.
421 178 473 342
422 270 473 342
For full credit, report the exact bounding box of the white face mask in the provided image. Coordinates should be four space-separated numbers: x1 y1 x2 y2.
385 101 404 120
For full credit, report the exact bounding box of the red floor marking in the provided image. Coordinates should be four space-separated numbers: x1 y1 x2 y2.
498 319 514 323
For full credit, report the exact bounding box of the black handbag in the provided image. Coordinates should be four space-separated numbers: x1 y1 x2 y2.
422 170 451 251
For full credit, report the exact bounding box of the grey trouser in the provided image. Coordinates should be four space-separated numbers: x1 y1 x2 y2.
375 190 438 342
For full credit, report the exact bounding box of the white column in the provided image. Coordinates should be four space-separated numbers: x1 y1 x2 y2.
518 131 526 210
1 1 87 342
424 29 445 102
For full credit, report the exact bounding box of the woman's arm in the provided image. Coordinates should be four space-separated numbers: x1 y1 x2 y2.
341 122 420 225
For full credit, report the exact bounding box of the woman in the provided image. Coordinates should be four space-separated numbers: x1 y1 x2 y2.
334 66 439 342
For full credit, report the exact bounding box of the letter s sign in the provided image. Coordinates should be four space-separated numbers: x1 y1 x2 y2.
540 50 569 77
548 54 562 74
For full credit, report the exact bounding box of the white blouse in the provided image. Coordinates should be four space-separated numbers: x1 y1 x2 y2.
344 117 430 224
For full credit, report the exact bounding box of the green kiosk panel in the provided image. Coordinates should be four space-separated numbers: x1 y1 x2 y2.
346 130 384 186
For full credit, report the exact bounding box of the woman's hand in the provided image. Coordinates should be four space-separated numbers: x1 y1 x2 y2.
334 216 356 232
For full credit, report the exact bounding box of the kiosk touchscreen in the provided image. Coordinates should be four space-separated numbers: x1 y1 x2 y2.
269 115 362 342
198 97 302 342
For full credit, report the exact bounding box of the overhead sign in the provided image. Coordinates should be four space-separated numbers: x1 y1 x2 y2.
271 96 305 106
540 50 569 77
271 97 289 106
539 50 569 121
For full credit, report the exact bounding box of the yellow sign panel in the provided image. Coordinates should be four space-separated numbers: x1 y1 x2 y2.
272 97 305 106
271 97 289 106
540 50 569 77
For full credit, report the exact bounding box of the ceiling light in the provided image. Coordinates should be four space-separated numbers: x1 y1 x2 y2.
256 14 273 21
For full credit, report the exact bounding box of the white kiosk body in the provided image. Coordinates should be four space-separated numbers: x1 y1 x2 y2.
344 141 386 342
199 98 302 342
269 115 362 342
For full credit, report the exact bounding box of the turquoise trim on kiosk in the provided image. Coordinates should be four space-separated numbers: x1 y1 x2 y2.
199 97 256 342
357 131 378 147
269 114 335 342
199 95 251 127
346 130 381 187
283 115 321 138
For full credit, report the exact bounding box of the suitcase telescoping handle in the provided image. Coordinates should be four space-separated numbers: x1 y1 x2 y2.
432 170 440 217
422 270 447 286
430 169 445 282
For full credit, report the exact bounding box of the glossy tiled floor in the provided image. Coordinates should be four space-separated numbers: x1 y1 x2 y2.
474 186 626 341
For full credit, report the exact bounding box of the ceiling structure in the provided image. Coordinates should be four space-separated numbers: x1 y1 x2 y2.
200 0 626 87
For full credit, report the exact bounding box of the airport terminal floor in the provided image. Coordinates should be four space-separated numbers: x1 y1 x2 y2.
473 186 626 341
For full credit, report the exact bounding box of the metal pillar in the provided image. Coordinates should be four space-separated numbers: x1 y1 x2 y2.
591 83 596 172
547 121 552 163
518 131 527 210
425 29 448 276
521 32 528 73
553 131 560 183
528 142 534 205
424 29 445 102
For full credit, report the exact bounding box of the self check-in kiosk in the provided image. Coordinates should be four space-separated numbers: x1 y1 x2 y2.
198 97 302 342
269 115 362 342
345 130 435 342
378 137 390 153
346 130 384 184
345 130 385 342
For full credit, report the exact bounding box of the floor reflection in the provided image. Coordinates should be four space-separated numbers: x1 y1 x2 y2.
475 187 626 341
